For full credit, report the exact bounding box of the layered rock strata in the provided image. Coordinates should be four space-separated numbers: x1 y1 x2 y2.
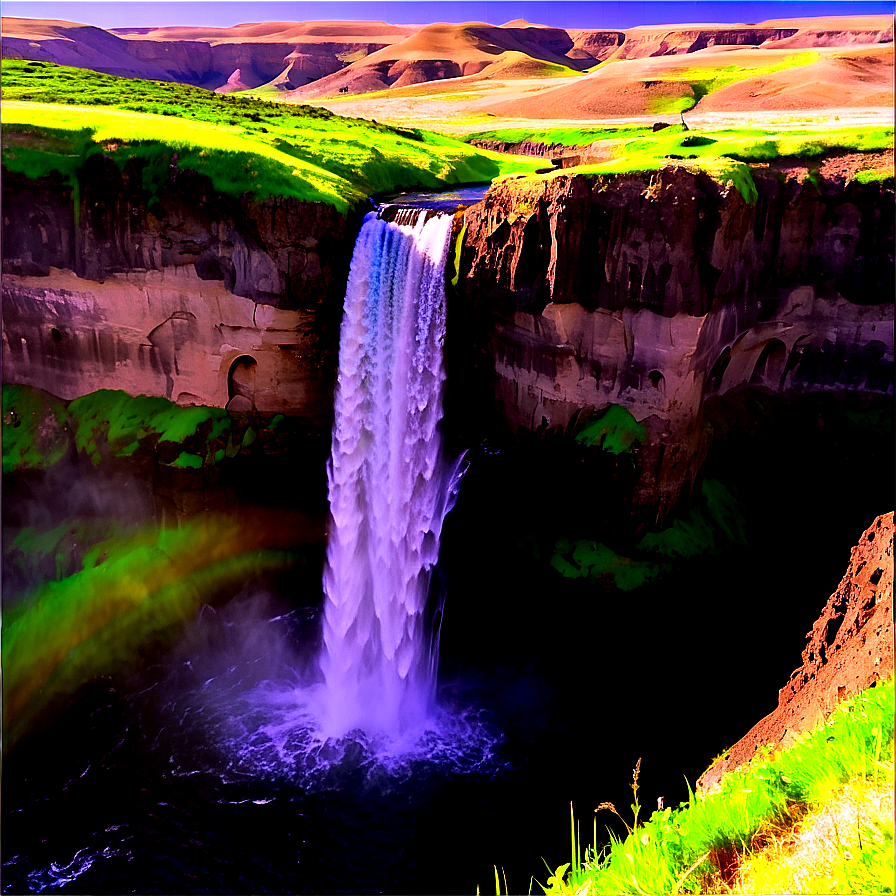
455 168 894 521
1 158 354 419
698 511 894 792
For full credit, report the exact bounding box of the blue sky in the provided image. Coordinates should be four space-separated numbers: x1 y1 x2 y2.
2 1 893 30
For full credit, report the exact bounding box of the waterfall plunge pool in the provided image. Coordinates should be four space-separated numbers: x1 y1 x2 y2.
4 189 891 895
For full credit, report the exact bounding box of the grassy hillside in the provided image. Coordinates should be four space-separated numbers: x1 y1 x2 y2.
642 51 822 114
0 59 544 211
503 678 894 895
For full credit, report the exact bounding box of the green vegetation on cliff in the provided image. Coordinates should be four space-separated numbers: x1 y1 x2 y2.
0 59 544 211
550 478 746 591
517 678 894 895
574 405 646 456
1 384 274 474
473 123 893 202
1 384 69 475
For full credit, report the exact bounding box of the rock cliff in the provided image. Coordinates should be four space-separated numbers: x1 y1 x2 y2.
0 17 410 91
454 168 894 521
4 158 893 524
1 157 356 418
698 511 894 792
609 27 798 60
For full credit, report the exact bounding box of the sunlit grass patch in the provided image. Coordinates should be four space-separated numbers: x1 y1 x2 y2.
1 60 544 209
465 124 660 147
575 127 891 202
533 678 894 895
466 117 892 201
2 101 361 209
733 777 895 894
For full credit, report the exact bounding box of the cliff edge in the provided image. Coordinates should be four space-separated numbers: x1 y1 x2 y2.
699 511 894 793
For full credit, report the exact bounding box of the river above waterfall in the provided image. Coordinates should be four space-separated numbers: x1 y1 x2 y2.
379 185 491 212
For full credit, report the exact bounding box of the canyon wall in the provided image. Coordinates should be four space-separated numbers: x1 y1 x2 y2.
454 168 894 521
1 158 356 420
3 160 893 521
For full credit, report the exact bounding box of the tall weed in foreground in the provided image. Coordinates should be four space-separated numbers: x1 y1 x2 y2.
536 678 893 895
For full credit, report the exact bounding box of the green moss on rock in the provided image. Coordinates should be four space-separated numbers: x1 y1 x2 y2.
2 384 70 474
574 404 647 455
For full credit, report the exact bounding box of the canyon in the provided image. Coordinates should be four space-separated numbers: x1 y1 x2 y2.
1 11 894 892
4 160 892 525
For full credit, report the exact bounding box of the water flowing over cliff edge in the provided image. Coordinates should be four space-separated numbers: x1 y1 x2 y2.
4 165 891 527
2 153 893 893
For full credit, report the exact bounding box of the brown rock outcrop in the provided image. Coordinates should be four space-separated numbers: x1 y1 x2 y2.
567 30 625 64
1 157 353 309
454 168 894 522
698 512 894 792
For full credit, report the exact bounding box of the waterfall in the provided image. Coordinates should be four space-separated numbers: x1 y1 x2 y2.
320 208 463 738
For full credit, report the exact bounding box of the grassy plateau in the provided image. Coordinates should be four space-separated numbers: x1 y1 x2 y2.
0 59 544 211
465 123 894 203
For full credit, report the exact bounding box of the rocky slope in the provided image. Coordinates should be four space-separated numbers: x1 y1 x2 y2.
453 168 894 522
699 511 894 792
606 25 799 61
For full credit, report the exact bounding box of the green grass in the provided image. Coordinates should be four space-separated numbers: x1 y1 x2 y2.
532 677 894 895
1 59 544 211
465 125 659 147
480 124 893 203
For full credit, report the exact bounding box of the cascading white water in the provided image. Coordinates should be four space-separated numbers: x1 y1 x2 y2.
320 208 463 739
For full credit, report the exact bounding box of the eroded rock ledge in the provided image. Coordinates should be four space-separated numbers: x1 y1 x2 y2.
454 168 894 521
2 157 358 417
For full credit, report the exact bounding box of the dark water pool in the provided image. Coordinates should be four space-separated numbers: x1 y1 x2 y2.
2 586 553 895
4 394 890 895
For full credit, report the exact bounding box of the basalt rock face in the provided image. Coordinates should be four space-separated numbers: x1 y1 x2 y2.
698 512 894 793
1 157 356 418
454 169 894 523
